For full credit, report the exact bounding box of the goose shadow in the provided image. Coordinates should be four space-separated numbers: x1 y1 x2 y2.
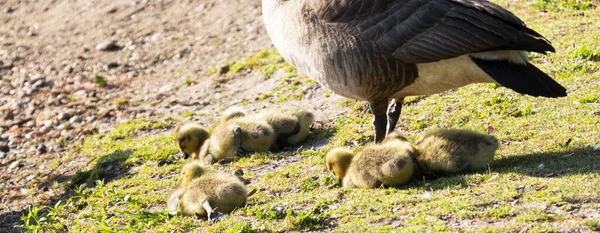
402 146 599 191
0 149 135 232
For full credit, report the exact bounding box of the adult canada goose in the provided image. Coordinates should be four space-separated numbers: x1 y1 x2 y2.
262 0 567 142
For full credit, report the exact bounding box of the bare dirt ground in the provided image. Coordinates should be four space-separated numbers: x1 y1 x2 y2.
0 0 348 230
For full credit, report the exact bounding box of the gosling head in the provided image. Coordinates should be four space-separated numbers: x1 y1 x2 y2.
176 123 210 159
325 148 355 183
179 162 206 188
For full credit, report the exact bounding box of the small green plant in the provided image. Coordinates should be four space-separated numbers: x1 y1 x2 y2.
587 220 600 231
534 0 593 11
114 98 130 108
94 75 107 87
183 77 193 86
226 222 258 233
300 177 319 192
19 205 48 231
577 94 599 104
286 209 325 230
204 67 218 76
181 111 194 118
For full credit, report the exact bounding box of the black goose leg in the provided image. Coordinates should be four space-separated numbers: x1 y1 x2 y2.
386 97 404 135
369 100 389 143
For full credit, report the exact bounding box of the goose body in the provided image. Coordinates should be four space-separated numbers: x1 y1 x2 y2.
262 0 566 142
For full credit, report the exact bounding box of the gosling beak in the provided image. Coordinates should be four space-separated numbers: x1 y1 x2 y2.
181 152 189 160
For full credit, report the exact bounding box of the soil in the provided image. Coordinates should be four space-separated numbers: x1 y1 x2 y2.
0 0 349 231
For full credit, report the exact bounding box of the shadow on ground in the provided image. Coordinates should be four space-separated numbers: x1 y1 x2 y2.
0 149 135 232
494 146 599 177
404 146 599 191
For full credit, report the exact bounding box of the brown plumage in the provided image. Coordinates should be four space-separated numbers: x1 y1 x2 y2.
262 0 566 142
175 123 210 160
414 129 499 175
325 134 417 188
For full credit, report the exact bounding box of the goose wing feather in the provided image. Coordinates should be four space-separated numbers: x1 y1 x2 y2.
304 0 554 64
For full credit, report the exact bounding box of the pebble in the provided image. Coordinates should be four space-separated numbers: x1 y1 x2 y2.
8 160 20 170
0 142 9 152
57 123 70 130
96 40 118 51
37 144 47 154
58 112 70 121
104 62 120 71
44 120 54 128
538 163 545 169
69 116 83 124
159 84 173 93
0 151 6 159
39 126 51 134
594 144 600 151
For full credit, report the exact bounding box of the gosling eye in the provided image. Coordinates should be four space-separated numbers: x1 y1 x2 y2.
179 141 185 149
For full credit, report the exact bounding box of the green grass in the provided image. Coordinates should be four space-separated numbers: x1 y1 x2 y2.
94 74 106 87
17 2 600 232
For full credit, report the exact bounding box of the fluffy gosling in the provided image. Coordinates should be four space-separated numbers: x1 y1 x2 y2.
325 135 417 188
167 162 248 221
175 123 210 160
199 117 275 164
414 129 499 175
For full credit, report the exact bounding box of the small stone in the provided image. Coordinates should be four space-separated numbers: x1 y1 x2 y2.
593 144 600 151
39 126 51 134
104 62 120 70
69 116 82 124
57 123 70 130
538 163 545 169
96 40 118 51
37 144 47 154
0 142 9 152
44 120 54 127
58 112 70 121
8 160 20 170
159 84 173 93
74 90 87 98
0 151 6 159
60 130 73 138
24 132 35 139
